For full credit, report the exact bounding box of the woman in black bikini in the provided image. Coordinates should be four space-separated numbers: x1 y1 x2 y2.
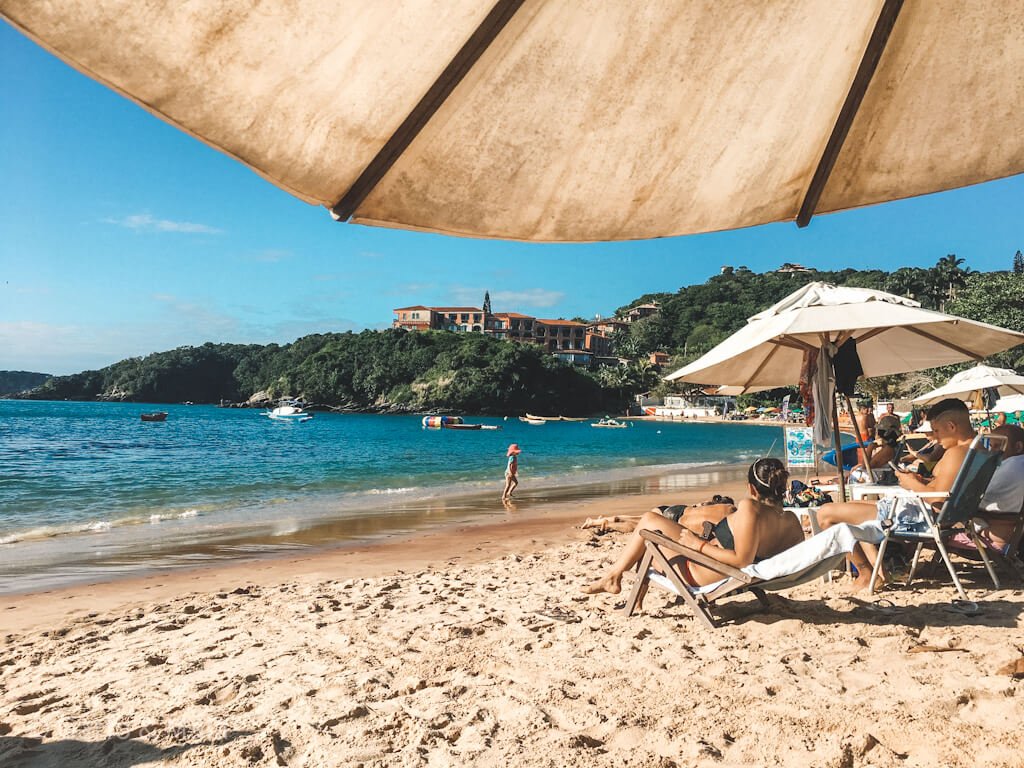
581 459 804 595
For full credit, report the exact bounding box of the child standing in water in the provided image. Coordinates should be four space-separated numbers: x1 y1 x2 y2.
502 444 521 500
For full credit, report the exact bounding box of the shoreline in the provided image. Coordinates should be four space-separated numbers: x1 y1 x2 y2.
0 468 750 633
0 462 748 598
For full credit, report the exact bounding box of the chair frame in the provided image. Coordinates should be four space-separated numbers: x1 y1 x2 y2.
869 434 1007 599
622 529 847 629
622 530 763 629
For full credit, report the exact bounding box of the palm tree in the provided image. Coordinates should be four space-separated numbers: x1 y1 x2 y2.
931 254 970 309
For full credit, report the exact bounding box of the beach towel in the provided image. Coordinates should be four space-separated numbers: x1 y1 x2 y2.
662 523 884 596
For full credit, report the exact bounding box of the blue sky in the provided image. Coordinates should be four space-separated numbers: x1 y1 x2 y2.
2 23 1021 376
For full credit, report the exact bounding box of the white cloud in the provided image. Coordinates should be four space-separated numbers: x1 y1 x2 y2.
103 213 223 234
447 286 564 309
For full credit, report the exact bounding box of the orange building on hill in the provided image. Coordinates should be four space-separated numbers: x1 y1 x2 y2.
392 304 604 364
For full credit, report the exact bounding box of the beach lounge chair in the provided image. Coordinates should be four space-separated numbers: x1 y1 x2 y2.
622 523 880 628
869 434 1007 599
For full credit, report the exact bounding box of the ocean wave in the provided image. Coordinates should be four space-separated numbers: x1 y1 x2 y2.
1 508 204 544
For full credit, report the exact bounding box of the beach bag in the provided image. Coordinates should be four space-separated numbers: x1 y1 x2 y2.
787 480 833 507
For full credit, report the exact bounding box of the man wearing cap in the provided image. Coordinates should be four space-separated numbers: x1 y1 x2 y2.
502 444 521 501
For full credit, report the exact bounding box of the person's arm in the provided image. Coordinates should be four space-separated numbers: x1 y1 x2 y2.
897 445 965 494
692 501 760 568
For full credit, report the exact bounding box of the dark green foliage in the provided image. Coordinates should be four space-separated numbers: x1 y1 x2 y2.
17 331 614 414
0 371 51 395
12 257 1021 411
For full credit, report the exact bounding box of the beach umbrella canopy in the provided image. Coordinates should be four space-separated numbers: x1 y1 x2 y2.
3 1 1024 242
912 365 1024 406
665 283 1024 391
994 394 1024 414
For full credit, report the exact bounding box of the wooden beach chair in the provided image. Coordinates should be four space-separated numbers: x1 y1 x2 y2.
869 434 1007 599
622 524 877 629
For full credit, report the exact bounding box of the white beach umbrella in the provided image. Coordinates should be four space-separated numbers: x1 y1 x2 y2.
3 1 1024 241
665 283 1024 391
666 282 1024 498
912 365 1024 406
994 394 1024 413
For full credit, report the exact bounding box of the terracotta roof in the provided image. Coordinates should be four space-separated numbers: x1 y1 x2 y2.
432 306 482 312
535 318 585 326
393 305 432 311
492 312 535 319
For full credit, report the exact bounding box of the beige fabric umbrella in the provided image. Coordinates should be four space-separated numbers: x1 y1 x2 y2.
667 282 1023 499
912 365 1024 406
3 1 1023 242
665 283 1024 390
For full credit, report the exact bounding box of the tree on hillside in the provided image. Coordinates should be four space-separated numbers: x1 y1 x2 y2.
1014 250 1023 274
946 271 1024 369
931 254 970 309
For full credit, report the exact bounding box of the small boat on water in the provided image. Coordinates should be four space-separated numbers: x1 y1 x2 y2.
140 411 168 422
526 413 585 422
264 402 313 422
520 416 547 425
423 415 501 430
591 417 628 428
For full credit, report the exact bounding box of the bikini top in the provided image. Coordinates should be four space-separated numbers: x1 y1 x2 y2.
712 517 735 550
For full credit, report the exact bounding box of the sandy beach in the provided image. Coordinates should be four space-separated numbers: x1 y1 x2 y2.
2 478 1023 767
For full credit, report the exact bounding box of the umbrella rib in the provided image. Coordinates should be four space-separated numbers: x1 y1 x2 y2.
796 0 904 227
904 326 984 361
853 327 888 344
330 0 526 221
773 335 816 353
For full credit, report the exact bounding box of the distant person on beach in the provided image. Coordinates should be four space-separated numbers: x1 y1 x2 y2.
581 459 802 596
502 444 521 500
817 398 977 591
900 420 944 475
850 426 900 482
581 496 736 534
876 403 901 436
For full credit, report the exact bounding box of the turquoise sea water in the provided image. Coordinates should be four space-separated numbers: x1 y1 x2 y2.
0 400 782 592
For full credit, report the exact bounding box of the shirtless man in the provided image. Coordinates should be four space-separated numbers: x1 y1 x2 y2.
817 398 977 591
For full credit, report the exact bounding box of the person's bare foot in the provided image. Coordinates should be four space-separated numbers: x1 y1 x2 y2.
851 568 885 594
581 573 622 595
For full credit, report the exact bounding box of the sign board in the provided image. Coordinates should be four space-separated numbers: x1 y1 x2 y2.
785 426 815 469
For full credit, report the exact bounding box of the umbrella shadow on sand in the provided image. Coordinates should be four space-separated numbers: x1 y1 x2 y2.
0 729 256 768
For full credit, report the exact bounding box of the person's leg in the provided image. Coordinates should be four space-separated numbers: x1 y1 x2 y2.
581 511 684 594
848 542 885 592
502 475 514 499
817 501 878 528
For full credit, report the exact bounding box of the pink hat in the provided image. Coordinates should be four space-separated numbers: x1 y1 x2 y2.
507 444 521 455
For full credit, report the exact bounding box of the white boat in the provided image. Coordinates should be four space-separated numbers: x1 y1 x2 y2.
263 402 313 422
591 417 628 428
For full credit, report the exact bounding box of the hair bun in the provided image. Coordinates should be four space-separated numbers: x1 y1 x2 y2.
750 458 788 502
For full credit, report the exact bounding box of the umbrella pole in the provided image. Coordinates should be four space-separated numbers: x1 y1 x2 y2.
844 394 875 483
830 393 847 503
